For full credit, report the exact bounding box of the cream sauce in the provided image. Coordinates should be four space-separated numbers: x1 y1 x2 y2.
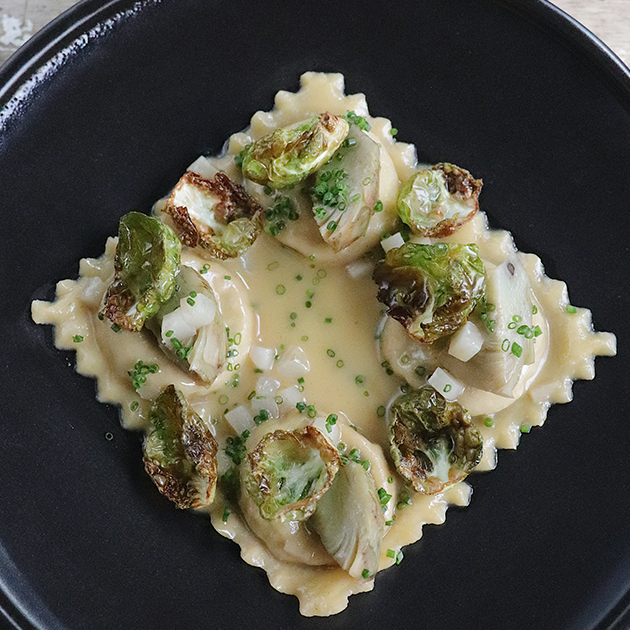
31 72 616 617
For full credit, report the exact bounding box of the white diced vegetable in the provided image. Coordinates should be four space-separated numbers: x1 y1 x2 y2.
256 376 281 397
381 232 405 253
250 345 276 371
428 368 464 401
225 405 255 433
277 386 305 413
275 346 310 378
346 259 374 279
161 308 197 345
178 293 216 329
187 155 219 180
251 397 279 419
448 321 485 362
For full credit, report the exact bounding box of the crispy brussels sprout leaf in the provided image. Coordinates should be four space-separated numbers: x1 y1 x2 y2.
311 460 384 580
388 386 483 494
145 265 227 384
309 124 380 252
103 211 181 332
143 385 218 509
398 163 482 238
166 171 263 259
239 113 349 188
244 426 340 522
373 242 486 343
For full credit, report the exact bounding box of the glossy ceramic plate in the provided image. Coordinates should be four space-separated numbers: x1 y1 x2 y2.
1 1 628 628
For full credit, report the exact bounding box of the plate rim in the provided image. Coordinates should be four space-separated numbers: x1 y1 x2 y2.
0 1 628 628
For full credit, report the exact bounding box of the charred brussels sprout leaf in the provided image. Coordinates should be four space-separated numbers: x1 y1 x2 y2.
166 171 263 260
143 385 218 509
244 426 340 522
103 211 181 331
311 460 384 580
239 113 349 188
388 386 483 494
373 242 486 343
397 163 482 238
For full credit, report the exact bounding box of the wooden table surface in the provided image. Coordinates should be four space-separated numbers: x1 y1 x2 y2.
0 1 629 70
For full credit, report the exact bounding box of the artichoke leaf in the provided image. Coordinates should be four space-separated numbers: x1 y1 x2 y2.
309 124 380 252
388 386 483 494
373 242 486 343
102 211 181 332
443 253 536 397
398 163 482 238
244 426 341 522
146 265 227 385
311 460 384 581
143 385 218 509
239 113 349 188
165 170 263 259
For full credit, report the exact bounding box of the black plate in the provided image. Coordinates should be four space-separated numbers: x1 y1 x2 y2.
1 1 629 629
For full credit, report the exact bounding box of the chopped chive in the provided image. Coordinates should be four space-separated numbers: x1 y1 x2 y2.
520 423 531 434
324 317 332 324
222 507 231 522
377 405 386 417
267 261 279 271
325 414 338 432
566 305 577 314
187 297 195 307
511 342 523 358
355 375 365 385
290 312 298 320
276 284 286 295
224 275 231 280
378 487 392 510
130 401 139 411
374 200 383 212
362 569 371 579
386 548 395 559
327 349 336 357
532 304 538 315
111 323 122 333
336 359 344 368
72 335 84 343
484 417 494 427
390 128 398 135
